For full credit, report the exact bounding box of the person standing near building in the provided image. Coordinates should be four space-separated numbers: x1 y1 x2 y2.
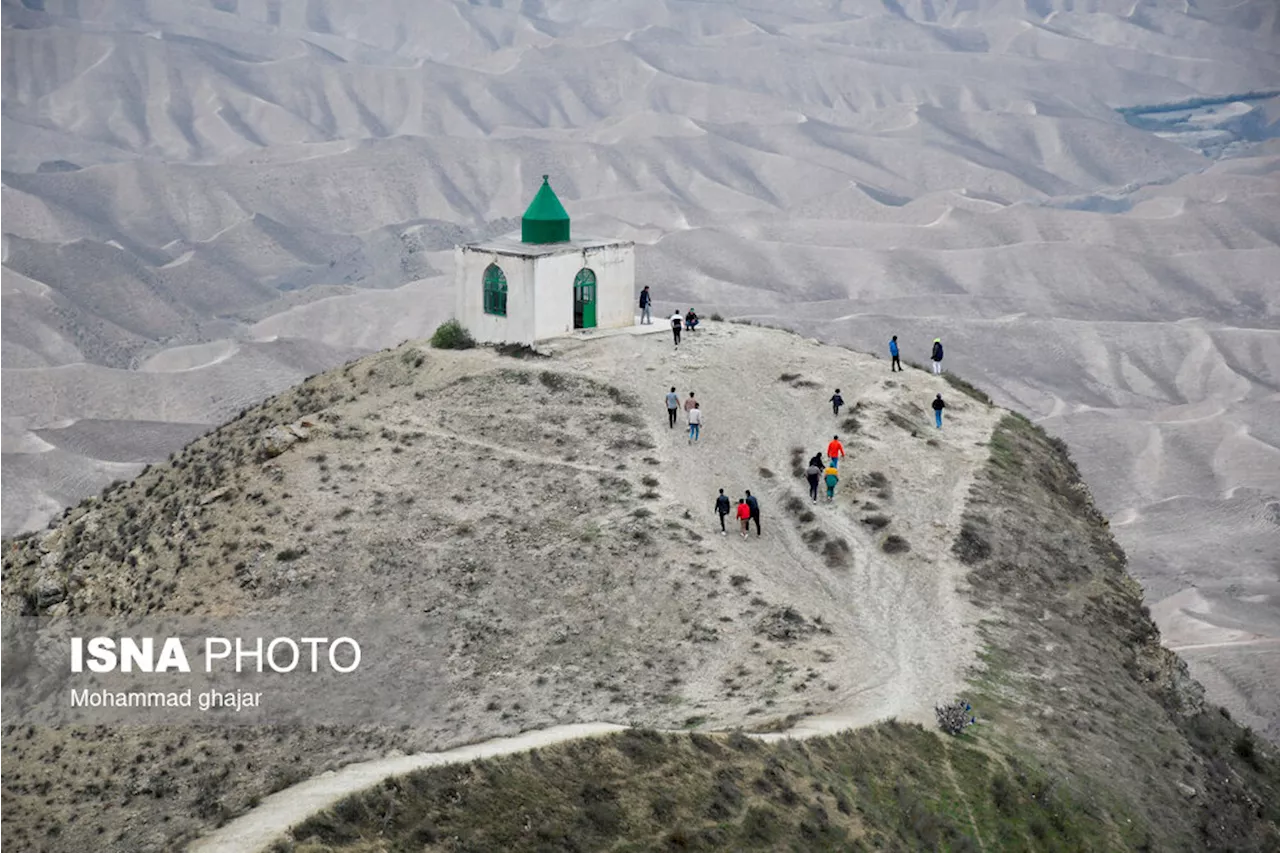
665 387 680 429
736 498 751 538
745 490 761 537
890 336 901 372
931 338 944 374
824 465 840 502
806 459 822 502
670 310 683 346
639 286 653 325
932 393 946 429
830 389 844 416
688 402 702 443
827 434 845 469
715 488 731 535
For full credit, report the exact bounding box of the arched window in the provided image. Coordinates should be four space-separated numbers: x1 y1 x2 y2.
483 263 507 317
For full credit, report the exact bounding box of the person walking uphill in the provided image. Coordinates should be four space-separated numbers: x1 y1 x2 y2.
931 338 944 374
745 490 761 536
639 286 652 325
736 499 751 539
806 460 822 502
827 435 845 469
824 465 839 502
890 336 901 372
688 402 702 443
715 489 731 535
932 393 946 429
830 389 844 416
670 311 683 346
665 387 680 429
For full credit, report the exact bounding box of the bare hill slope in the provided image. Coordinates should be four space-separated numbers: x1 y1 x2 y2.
4 0 1279 741
3 323 1000 851
215 373 1280 853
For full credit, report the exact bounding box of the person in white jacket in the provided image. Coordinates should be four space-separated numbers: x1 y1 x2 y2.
670 311 684 346
687 401 702 443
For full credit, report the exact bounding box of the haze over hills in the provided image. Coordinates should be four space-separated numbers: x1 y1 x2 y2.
2 0 1279 747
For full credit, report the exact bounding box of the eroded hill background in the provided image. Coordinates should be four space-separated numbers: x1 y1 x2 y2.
2 0 1278 740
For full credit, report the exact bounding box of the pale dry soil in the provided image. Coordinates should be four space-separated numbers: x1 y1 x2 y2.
186 322 1002 852
2 323 1001 852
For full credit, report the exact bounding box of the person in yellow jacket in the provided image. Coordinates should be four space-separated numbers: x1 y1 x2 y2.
824 466 839 502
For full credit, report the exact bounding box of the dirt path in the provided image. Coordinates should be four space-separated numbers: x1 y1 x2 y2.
187 724 629 853
190 325 1001 852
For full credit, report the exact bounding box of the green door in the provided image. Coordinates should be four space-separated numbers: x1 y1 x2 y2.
573 268 597 329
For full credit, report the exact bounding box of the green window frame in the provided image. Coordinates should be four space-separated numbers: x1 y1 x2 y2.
483 263 508 317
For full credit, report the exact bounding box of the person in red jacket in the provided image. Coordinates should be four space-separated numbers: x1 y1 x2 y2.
827 434 845 469
736 499 752 539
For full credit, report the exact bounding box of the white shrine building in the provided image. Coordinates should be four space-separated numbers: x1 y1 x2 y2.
454 175 636 345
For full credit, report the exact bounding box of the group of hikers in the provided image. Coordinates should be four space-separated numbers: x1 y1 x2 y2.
638 286 699 345
664 387 703 441
715 488 762 538
656 333 955 538
642 290 948 374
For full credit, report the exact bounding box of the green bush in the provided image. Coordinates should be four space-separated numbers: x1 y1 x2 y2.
430 319 475 350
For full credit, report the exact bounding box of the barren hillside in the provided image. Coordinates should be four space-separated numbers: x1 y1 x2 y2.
4 0 1278 741
3 323 1002 851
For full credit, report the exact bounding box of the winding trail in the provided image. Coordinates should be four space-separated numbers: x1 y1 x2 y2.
190 325 1003 852
188 724 629 853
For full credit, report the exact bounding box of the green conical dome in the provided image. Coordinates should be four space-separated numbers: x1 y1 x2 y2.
522 175 570 244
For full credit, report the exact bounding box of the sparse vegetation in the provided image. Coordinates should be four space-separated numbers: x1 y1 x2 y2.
281 409 1280 853
943 372 992 405
491 342 548 359
821 537 851 568
789 446 805 477
885 409 918 434
429 319 476 350
6 330 1277 853
881 534 910 554
538 371 568 392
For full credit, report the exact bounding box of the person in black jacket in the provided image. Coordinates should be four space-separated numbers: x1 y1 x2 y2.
931 338 944 374
932 393 946 429
830 389 844 416
715 488 731 535
745 490 761 536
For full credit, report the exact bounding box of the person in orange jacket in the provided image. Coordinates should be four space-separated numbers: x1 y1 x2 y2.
827 434 845 469
736 499 752 539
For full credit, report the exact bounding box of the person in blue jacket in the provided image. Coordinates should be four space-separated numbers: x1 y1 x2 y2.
931 338 944 374
890 335 901 372
639 286 652 324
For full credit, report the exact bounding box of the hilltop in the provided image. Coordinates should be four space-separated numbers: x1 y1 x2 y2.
4 322 993 850
5 0 1278 745
3 322 1277 852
